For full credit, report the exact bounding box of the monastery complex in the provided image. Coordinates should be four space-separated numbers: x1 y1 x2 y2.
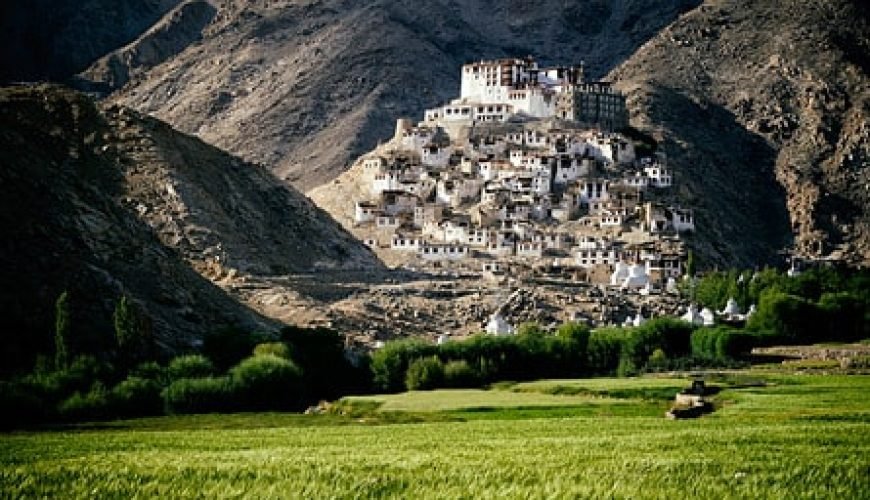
340 57 697 301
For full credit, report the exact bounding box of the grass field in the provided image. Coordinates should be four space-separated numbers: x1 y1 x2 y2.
1 373 869 498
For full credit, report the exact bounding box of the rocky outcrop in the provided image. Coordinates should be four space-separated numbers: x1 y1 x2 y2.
610 0 870 266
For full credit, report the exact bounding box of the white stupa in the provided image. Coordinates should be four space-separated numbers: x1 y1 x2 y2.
610 262 630 286
621 264 649 290
632 312 646 327
720 297 742 317
700 307 715 326
486 312 514 336
681 304 704 325
746 304 757 319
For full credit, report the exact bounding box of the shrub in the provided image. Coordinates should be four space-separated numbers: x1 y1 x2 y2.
58 382 112 422
110 377 163 417
163 377 234 414
229 355 303 411
747 290 821 343
167 355 215 382
516 322 545 336
370 339 438 392
253 342 292 360
647 348 668 367
442 360 480 388
405 356 445 391
279 326 363 399
587 328 626 375
818 292 868 343
23 355 113 407
691 327 756 361
129 361 166 385
620 318 695 374
555 322 591 376
202 327 273 371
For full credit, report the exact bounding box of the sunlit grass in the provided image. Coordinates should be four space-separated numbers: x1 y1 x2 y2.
1 374 868 498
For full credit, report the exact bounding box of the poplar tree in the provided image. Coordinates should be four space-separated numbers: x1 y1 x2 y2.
114 295 137 351
114 295 152 367
54 291 70 369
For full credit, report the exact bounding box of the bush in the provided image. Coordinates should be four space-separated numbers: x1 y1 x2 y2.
279 326 364 400
253 342 292 360
163 377 234 414
229 355 303 411
620 318 695 375
129 361 166 384
167 355 215 382
818 292 868 343
443 360 481 388
405 356 445 391
691 327 756 361
555 322 591 376
110 377 163 417
748 290 826 343
58 382 112 422
587 328 627 375
23 355 114 408
371 339 438 392
202 327 273 371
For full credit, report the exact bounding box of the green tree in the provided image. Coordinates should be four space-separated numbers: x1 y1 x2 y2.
54 291 71 370
405 356 445 391
229 355 304 411
113 295 152 367
253 342 292 360
686 250 696 277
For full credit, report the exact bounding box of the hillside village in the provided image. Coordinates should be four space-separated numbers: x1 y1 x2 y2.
346 58 695 299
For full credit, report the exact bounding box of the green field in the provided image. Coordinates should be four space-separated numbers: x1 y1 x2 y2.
2 374 869 498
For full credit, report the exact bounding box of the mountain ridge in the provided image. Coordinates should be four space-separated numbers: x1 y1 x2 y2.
609 0 870 265
0 84 380 374
92 0 700 190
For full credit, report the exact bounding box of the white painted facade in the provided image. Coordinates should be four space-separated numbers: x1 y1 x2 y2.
419 243 470 261
576 248 621 267
421 145 452 168
354 201 381 224
578 180 610 204
391 236 424 251
372 172 402 196
644 165 672 188
671 208 695 233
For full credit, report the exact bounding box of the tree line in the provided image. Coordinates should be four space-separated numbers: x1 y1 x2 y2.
1 265 867 427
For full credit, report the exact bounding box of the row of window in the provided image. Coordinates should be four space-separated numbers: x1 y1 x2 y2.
421 247 467 254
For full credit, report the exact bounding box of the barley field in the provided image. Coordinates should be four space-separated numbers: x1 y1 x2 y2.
1 374 868 498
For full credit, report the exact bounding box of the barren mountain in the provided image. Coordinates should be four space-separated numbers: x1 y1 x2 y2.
0 0 182 83
78 0 217 93
0 85 379 374
92 0 700 190
610 0 870 265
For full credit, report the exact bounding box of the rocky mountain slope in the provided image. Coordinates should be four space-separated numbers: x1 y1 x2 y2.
0 85 379 374
0 0 182 83
78 0 217 93
91 0 700 190
610 0 869 265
